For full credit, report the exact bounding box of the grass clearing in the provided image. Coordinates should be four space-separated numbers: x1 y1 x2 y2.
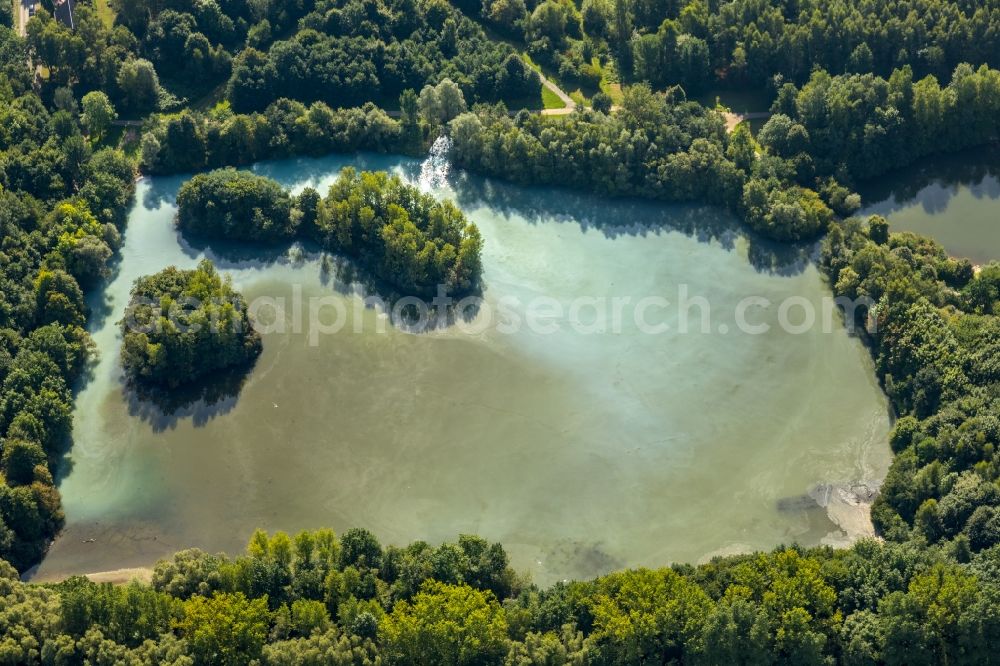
94 0 115 28
522 53 542 73
541 85 563 109
601 81 624 105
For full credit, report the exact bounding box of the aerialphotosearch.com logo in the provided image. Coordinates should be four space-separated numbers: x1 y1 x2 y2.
123 284 876 346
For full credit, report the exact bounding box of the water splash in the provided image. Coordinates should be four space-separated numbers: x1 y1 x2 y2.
418 135 452 191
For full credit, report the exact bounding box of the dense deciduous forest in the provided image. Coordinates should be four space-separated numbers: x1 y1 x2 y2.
176 167 483 294
20 0 1000 117
22 0 540 114
449 63 1000 240
466 0 1000 99
140 102 405 175
0 18 137 571
3 0 1000 663
3 526 1000 664
224 0 541 111
822 217 1000 552
766 63 1000 180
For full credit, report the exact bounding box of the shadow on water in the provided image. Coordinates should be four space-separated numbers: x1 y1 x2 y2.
198 150 814 276
177 229 300 268
445 169 813 277
178 232 483 333
251 153 402 190
858 145 1000 216
80 255 125 337
316 255 483 332
141 174 188 210
122 362 255 432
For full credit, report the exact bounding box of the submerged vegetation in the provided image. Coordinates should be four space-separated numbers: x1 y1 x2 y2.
177 167 483 295
120 260 262 388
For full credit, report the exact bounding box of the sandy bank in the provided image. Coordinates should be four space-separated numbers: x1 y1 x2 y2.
25 566 154 585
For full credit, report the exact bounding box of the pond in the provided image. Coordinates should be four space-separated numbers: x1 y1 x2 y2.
858 145 1000 264
34 152 891 585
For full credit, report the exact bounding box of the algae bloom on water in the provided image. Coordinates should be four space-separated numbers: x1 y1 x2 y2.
119 259 262 388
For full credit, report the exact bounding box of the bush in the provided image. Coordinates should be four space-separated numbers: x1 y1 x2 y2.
591 91 612 114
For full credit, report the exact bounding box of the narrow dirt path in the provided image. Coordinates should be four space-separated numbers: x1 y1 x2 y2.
15 0 32 36
538 71 577 116
722 110 771 133
461 16 577 117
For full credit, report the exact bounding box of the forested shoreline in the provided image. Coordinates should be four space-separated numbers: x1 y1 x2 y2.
4 523 1000 664
138 62 1000 243
0 14 137 572
3 0 1000 663
447 63 1000 241
461 0 1000 105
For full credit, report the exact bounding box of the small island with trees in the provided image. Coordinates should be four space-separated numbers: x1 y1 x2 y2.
120 260 262 388
176 167 484 296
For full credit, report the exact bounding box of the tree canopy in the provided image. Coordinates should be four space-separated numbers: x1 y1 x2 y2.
175 167 484 295
0 43 137 568
2 527 1000 663
177 169 296 243
120 260 262 388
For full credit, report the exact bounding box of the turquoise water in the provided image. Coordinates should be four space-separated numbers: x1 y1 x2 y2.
35 153 891 585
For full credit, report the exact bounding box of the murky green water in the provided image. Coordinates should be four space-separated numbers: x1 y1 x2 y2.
859 146 1000 264
35 153 891 585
